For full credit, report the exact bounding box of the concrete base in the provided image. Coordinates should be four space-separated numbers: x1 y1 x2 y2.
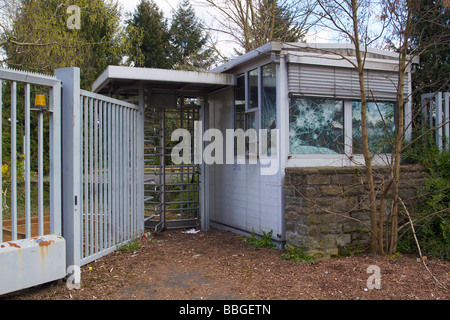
0 235 66 296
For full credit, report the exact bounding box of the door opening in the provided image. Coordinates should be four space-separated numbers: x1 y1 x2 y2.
144 103 200 233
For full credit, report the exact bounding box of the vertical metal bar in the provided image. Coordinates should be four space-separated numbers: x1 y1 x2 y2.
125 108 129 239
113 104 119 244
161 111 166 229
10 82 17 240
131 110 136 236
0 80 2 242
116 104 121 243
108 103 113 247
101 102 108 249
89 97 94 255
436 92 443 150
98 100 103 252
119 106 124 242
83 96 89 258
49 82 62 236
37 110 44 236
94 99 99 253
444 93 449 152
24 83 31 238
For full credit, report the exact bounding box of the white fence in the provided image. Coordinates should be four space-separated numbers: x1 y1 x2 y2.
421 92 450 151
0 68 62 242
0 67 144 295
0 68 64 295
58 67 144 269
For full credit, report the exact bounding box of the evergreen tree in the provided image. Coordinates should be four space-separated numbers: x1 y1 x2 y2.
2 0 125 89
126 0 171 69
169 0 215 71
410 0 449 94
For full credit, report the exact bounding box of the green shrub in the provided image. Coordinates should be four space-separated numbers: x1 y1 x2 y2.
281 244 315 263
243 229 277 249
400 140 450 260
118 240 141 253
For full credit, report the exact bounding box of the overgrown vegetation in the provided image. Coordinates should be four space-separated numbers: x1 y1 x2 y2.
281 244 315 263
242 230 277 249
118 240 142 253
400 141 450 260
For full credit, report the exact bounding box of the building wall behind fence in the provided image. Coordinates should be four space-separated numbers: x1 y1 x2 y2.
207 88 284 243
284 165 425 258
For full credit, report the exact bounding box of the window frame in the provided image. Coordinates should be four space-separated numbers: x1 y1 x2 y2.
288 96 396 158
289 96 346 155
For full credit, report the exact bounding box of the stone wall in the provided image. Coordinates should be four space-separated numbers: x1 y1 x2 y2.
284 165 425 259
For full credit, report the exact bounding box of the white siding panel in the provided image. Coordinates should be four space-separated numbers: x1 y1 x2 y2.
208 88 283 239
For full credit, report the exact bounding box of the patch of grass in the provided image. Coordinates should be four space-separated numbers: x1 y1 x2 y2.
118 240 141 253
281 244 315 264
242 229 277 249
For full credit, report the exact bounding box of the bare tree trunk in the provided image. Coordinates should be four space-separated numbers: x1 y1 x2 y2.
388 0 412 254
351 0 379 254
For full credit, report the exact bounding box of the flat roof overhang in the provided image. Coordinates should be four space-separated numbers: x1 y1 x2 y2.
92 66 236 98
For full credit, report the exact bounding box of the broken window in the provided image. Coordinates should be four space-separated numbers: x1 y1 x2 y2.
261 63 277 156
289 97 344 154
352 101 395 154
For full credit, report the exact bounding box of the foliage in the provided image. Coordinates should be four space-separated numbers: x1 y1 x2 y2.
242 229 277 249
2 0 127 89
125 0 171 69
1 155 50 220
281 244 315 263
1 81 51 174
339 241 364 257
410 0 450 94
118 240 142 252
400 140 450 260
169 0 215 71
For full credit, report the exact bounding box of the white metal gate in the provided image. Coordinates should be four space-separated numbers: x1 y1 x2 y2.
58 68 144 270
0 68 65 295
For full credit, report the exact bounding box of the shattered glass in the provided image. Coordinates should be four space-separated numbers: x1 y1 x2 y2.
248 68 258 109
289 98 344 154
352 101 395 154
262 64 277 155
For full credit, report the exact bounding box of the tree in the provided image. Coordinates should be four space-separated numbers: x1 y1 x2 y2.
202 0 317 55
125 0 171 69
2 0 126 89
169 0 215 71
309 0 448 256
410 0 449 94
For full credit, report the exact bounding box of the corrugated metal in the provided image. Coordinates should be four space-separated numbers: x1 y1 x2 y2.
288 63 408 100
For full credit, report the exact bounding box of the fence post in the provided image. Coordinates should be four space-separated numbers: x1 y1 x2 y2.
444 93 449 152
435 92 443 150
55 67 82 277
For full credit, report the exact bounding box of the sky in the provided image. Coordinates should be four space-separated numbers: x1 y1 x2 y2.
117 0 332 57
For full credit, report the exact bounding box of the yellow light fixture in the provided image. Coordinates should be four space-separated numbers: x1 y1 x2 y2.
35 93 47 109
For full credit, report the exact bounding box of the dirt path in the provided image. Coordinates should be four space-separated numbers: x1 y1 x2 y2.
2 228 449 300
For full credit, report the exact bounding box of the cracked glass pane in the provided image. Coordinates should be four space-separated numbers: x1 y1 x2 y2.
352 101 395 154
289 98 344 154
235 74 245 130
262 63 277 156
248 68 258 109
